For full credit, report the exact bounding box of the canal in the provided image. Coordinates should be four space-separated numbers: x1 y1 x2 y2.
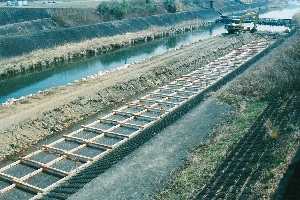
1 1 299 104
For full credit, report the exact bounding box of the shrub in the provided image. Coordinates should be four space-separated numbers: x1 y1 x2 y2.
50 9 103 27
164 0 177 13
97 0 166 21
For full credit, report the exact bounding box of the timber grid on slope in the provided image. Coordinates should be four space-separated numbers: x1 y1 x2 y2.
0 38 272 200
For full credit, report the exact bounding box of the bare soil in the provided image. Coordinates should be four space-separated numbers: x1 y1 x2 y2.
0 32 274 161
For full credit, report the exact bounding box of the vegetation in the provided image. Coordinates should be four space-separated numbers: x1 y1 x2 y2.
156 101 266 199
265 119 279 140
96 0 172 21
49 0 197 27
156 13 300 199
251 114 300 198
50 8 103 27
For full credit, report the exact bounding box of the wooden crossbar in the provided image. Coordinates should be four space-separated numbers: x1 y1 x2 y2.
104 131 131 139
0 172 16 182
122 122 144 129
82 125 105 133
0 184 15 193
63 135 113 149
119 123 140 130
42 145 94 162
19 158 69 177
100 118 122 124
166 94 188 100
14 179 44 193
173 87 197 94
127 103 153 110
82 126 130 138
0 172 44 193
0 161 21 173
145 99 179 106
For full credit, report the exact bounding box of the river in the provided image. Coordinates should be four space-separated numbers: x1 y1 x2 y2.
0 1 299 104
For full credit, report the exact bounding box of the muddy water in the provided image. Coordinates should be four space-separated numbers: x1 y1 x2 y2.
0 2 299 104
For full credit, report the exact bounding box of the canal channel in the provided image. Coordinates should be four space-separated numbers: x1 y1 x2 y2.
1 1 299 104
0 2 299 199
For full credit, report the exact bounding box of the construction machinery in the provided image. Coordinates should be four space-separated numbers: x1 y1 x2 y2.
225 12 259 34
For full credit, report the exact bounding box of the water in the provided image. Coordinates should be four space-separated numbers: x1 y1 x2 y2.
0 25 280 105
0 23 225 104
1 0 299 104
260 2 300 19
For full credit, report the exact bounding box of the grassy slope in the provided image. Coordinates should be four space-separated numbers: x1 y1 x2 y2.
156 13 300 199
156 101 266 199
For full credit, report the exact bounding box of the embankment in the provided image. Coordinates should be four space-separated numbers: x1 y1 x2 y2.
0 0 273 78
0 18 57 37
0 33 272 161
0 9 219 58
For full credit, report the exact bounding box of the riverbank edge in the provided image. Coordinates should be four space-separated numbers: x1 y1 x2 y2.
0 19 208 80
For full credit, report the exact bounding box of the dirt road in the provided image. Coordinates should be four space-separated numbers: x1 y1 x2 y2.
0 32 273 161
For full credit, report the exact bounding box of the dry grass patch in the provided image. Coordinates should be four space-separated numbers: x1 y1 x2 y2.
265 119 280 140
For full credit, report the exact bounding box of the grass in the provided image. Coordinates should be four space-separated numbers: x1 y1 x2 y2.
251 124 300 199
156 100 266 199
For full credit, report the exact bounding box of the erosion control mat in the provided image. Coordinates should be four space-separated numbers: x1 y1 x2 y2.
193 92 300 199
